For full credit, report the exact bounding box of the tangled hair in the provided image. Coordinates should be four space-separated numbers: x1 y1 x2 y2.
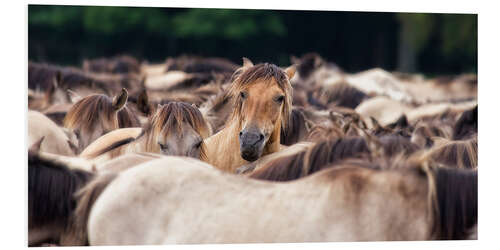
229 62 293 130
426 137 478 169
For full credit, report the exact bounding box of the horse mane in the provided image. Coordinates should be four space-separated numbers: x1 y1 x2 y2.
228 62 293 130
280 108 309 146
117 106 141 128
426 137 478 169
319 82 367 109
63 94 118 132
250 137 370 181
73 172 118 245
85 137 137 159
28 152 93 230
452 105 477 140
429 166 477 239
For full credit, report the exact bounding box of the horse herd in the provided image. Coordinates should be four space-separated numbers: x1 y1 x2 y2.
27 53 478 246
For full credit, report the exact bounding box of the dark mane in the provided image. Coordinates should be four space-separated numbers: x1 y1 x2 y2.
320 82 367 109
87 137 137 159
452 105 477 140
280 108 308 145
431 167 477 240
28 153 93 230
117 106 141 128
83 55 140 74
229 63 293 128
250 137 370 181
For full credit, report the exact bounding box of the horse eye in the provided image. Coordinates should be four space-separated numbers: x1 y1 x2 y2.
158 142 167 150
240 92 247 99
275 95 285 103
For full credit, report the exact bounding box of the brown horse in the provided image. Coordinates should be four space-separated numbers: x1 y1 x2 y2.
75 156 476 244
63 89 139 153
79 102 212 164
204 58 296 172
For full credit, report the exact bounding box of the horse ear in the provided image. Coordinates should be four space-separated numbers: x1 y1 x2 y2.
137 89 151 115
284 65 297 80
242 57 254 68
67 89 82 103
360 128 384 158
112 88 128 111
29 136 45 154
140 76 146 89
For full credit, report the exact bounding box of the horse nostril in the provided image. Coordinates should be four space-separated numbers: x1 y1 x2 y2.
239 131 243 137
259 133 264 141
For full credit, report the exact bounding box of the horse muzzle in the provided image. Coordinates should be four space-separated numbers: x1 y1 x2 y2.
239 128 265 162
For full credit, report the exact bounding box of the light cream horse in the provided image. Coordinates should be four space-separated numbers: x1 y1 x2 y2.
75 156 476 245
204 58 296 172
28 110 78 156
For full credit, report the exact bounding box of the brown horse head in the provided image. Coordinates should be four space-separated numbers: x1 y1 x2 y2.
142 102 211 159
63 89 129 152
228 58 295 162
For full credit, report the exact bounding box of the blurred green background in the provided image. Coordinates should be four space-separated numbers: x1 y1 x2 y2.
28 5 477 75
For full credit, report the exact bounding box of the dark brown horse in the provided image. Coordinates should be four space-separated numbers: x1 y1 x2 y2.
28 141 93 246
